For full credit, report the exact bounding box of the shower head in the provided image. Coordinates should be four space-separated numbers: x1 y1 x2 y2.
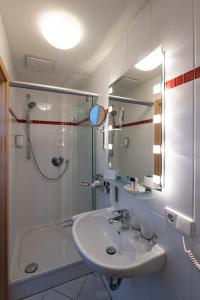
28 101 36 109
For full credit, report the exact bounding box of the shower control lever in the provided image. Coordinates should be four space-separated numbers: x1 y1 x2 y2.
80 180 102 188
80 176 109 193
80 180 90 187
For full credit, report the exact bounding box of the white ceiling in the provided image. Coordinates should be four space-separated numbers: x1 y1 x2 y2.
0 0 149 88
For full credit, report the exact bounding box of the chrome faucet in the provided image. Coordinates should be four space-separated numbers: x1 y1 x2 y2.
108 209 130 229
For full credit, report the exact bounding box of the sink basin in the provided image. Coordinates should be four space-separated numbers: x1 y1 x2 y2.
72 208 165 278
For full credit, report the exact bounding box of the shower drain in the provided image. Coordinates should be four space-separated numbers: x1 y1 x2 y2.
106 246 116 255
24 262 38 273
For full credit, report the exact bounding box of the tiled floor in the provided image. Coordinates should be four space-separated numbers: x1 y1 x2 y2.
23 273 112 300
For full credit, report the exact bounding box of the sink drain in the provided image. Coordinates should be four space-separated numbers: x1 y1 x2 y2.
24 263 38 274
106 246 116 255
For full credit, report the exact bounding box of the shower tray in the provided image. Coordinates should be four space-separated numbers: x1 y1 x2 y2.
9 224 91 300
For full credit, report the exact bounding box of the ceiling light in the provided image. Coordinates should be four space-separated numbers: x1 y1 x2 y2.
135 47 162 71
40 11 82 50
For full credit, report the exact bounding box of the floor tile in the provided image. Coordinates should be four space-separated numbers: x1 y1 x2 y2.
23 291 47 300
53 276 87 299
43 289 71 299
78 273 111 300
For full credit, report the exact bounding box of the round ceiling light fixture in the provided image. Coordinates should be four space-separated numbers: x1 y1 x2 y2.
40 11 82 50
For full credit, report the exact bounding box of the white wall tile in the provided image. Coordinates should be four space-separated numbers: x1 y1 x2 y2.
152 212 193 300
165 82 194 156
151 0 187 31
127 2 151 68
96 190 110 210
151 153 193 217
194 157 200 233
192 236 200 300
110 34 128 84
195 78 200 156
195 0 200 67
152 0 194 81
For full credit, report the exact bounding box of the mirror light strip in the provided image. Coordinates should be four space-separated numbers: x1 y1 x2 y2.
153 175 161 185
153 114 161 124
153 145 161 154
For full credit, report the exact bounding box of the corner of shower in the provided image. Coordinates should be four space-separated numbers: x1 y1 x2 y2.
8 81 97 299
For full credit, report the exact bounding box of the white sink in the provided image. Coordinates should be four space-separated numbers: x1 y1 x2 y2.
72 208 165 278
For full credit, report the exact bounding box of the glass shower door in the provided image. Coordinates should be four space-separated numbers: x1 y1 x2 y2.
72 97 95 215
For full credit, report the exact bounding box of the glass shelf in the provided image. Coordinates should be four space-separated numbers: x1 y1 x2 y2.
106 179 153 200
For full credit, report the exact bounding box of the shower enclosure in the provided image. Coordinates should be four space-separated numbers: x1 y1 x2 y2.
8 82 97 298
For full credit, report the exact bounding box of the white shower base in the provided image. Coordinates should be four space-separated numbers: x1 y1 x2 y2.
9 224 91 299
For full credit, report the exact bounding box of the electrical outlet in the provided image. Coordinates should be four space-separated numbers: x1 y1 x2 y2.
165 207 194 236
165 209 177 226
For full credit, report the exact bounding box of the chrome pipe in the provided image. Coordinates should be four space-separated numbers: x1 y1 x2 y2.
9 80 99 97
109 95 153 106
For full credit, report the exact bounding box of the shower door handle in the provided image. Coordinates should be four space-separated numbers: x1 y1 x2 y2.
80 180 90 187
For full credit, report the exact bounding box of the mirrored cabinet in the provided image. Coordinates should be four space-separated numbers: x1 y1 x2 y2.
107 48 164 192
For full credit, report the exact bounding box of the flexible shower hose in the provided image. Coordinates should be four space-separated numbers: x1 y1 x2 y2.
28 136 69 181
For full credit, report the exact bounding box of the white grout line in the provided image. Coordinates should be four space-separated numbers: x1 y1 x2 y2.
76 274 88 299
51 289 75 300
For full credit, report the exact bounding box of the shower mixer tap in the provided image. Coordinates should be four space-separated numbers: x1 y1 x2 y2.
52 156 65 167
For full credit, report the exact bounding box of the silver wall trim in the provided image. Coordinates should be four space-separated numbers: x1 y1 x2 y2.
109 95 153 106
9 80 99 97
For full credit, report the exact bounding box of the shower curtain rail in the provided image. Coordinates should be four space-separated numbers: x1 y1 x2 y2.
9 80 99 97
109 95 153 106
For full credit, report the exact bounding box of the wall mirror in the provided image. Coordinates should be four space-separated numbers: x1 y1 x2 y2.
108 48 164 191
89 104 107 126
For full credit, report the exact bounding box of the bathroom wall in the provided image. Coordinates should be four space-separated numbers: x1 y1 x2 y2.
83 0 200 299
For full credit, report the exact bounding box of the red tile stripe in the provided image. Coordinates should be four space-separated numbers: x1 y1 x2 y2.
9 107 152 128
17 119 79 126
166 66 200 89
115 118 153 128
9 107 79 126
